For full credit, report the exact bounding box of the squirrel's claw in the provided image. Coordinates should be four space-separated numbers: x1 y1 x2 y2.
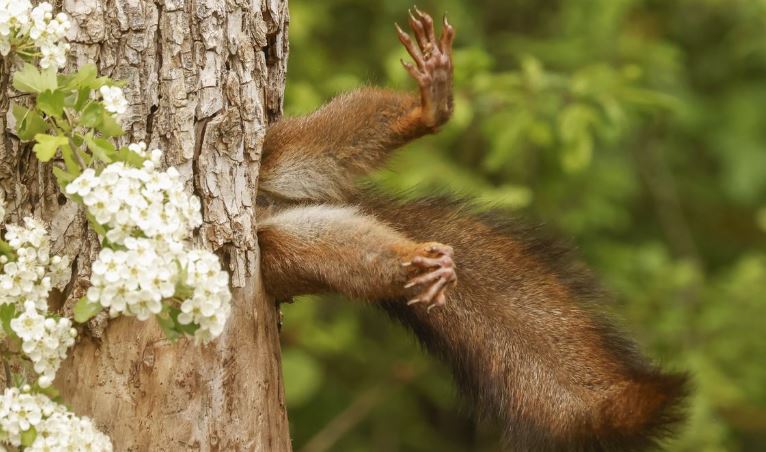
404 242 456 311
396 8 455 129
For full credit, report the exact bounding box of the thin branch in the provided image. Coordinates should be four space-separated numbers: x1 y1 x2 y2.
300 385 385 452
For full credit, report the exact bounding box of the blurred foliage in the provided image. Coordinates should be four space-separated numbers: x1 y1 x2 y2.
278 0 766 450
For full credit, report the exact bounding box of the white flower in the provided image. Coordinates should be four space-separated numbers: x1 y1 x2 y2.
99 85 128 115
0 1 71 68
0 1 32 55
128 141 147 157
48 254 71 288
0 217 69 311
0 387 112 450
65 168 97 196
69 157 204 245
65 156 231 343
39 40 69 69
10 307 45 341
0 212 74 385
176 249 231 343
10 308 75 387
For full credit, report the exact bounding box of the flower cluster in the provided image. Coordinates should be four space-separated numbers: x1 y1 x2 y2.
70 146 231 343
99 85 128 115
0 1 71 69
0 387 112 451
177 250 232 343
66 149 202 246
0 217 71 310
87 241 175 321
0 217 74 387
10 309 77 387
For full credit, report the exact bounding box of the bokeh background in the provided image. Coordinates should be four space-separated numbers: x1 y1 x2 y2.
277 1 766 450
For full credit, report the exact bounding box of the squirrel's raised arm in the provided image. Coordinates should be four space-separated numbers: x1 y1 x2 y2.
259 9 454 203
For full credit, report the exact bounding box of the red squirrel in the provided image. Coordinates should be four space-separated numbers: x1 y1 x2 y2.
256 8 688 451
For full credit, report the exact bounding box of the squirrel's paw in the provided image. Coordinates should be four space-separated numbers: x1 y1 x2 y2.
396 7 455 128
403 242 456 312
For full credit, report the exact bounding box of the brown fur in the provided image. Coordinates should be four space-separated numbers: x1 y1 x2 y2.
260 88 425 203
364 196 688 451
255 11 687 451
258 204 424 301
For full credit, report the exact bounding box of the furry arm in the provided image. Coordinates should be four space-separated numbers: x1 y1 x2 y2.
259 12 454 203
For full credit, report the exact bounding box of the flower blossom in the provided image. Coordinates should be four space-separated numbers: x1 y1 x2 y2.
0 387 112 451
99 86 128 115
0 1 71 69
70 146 230 343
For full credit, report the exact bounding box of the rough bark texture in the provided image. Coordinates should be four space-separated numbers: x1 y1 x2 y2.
0 0 291 450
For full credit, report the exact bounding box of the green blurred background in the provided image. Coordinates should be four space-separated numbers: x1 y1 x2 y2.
277 1 766 450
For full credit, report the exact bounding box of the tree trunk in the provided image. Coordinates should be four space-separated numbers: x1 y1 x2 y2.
0 0 291 450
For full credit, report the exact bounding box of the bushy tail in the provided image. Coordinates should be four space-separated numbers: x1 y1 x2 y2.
593 371 689 450
367 197 689 450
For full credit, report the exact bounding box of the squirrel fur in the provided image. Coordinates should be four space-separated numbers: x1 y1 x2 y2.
256 9 688 451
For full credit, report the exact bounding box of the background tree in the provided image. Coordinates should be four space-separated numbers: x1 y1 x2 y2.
0 0 292 449
280 1 766 451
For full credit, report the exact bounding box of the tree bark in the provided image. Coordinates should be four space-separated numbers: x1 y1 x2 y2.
0 0 291 450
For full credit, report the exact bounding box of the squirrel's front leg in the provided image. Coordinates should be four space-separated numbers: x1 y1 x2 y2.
259 9 455 204
257 205 456 310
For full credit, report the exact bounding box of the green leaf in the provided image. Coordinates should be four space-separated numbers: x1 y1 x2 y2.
32 134 68 162
169 306 200 335
60 63 97 90
0 303 16 336
12 105 48 142
561 135 593 173
80 102 104 128
12 104 29 123
74 87 91 110
558 103 597 172
114 146 146 167
85 212 107 237
98 111 125 137
73 297 103 323
33 383 61 401
53 166 77 187
60 144 81 175
558 103 597 143
92 76 114 89
84 134 115 163
0 239 15 259
173 282 194 301
12 64 58 94
156 313 181 341
20 427 36 447
37 89 67 118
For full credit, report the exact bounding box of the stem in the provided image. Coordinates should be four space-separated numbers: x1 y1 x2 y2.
15 50 41 58
68 138 86 169
44 116 59 134
52 115 71 134
2 359 10 390
0 57 11 111
1 349 29 360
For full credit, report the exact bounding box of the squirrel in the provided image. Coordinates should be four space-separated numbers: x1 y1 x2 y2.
255 8 688 451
